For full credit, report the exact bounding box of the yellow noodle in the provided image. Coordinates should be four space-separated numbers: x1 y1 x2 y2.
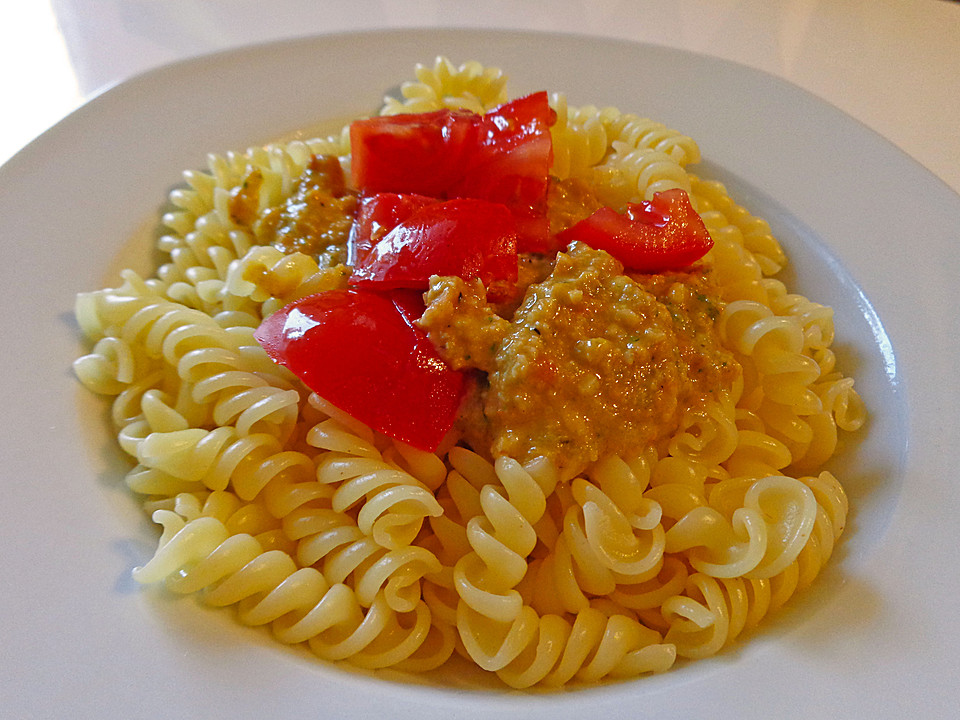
74 57 865 687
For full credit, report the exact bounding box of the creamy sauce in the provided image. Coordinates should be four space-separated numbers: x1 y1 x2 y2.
231 155 357 267
547 177 603 235
419 277 511 373
420 242 739 478
231 158 739 477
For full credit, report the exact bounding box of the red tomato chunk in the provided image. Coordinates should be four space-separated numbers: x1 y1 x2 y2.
449 91 556 209
556 188 713 272
350 109 478 199
254 289 464 452
349 197 519 292
350 91 556 210
348 192 437 266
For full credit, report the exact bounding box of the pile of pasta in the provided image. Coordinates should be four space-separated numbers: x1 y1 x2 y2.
74 58 865 688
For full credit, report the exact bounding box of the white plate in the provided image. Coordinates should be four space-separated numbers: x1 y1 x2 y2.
2 29 958 719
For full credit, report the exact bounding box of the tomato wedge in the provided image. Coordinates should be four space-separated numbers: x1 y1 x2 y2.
555 189 713 272
350 109 478 198
349 198 518 292
254 289 464 451
349 92 555 209
451 91 556 208
348 192 438 266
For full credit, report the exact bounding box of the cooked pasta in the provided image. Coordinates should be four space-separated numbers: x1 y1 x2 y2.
380 56 509 116
74 57 866 688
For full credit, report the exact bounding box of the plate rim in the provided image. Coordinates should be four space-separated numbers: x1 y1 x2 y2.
2 26 959 719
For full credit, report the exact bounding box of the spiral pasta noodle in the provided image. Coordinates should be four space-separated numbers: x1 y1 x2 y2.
380 56 509 116
74 57 866 687
134 510 451 670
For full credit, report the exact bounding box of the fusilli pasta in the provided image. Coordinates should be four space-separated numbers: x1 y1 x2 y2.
74 57 865 688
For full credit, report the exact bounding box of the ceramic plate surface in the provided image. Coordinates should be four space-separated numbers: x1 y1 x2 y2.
2 29 958 719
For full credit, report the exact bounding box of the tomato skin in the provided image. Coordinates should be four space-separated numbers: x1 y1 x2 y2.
387 288 432 332
512 208 553 253
450 91 556 208
349 92 555 208
555 189 713 271
348 192 438 266
350 198 518 292
350 109 479 198
254 289 464 452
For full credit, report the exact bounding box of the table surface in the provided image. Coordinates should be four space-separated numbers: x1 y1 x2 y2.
3 0 959 196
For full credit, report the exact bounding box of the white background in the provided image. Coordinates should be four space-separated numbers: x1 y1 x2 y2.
4 0 960 195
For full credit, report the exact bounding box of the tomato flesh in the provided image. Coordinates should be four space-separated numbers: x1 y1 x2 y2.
350 92 555 208
350 197 518 292
556 189 713 272
512 208 553 254
254 289 464 451
348 192 437 266
350 109 478 198
450 91 556 208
